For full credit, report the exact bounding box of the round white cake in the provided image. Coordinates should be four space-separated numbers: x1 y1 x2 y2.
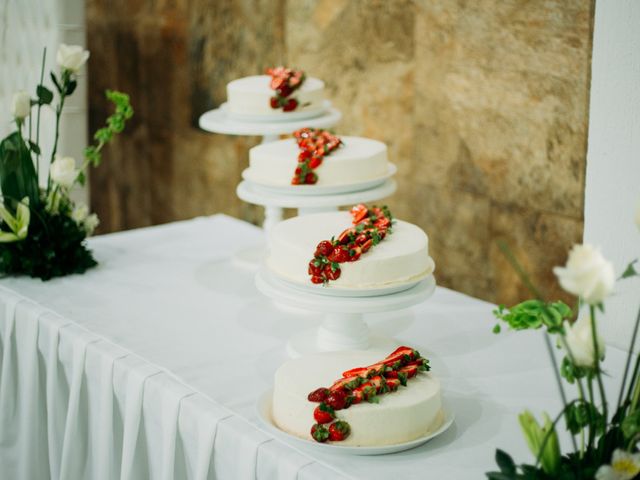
266 211 435 289
246 136 389 187
272 351 442 446
226 75 325 117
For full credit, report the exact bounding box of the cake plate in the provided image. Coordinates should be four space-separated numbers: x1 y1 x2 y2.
255 268 436 357
198 100 342 144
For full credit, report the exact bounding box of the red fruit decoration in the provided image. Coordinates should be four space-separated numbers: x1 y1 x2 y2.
290 128 343 185
266 67 305 112
313 403 335 424
307 346 430 443
306 204 394 285
328 421 351 441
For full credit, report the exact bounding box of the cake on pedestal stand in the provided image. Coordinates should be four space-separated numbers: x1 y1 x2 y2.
198 103 343 266
255 268 436 358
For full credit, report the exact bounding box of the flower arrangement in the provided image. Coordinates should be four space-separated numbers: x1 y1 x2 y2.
0 45 133 280
487 212 640 479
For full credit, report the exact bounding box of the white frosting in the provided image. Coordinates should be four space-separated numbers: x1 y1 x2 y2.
226 75 325 116
272 351 442 446
247 136 389 187
266 211 435 289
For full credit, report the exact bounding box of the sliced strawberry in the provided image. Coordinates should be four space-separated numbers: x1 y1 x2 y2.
276 84 292 97
310 275 324 284
298 150 312 162
342 367 369 378
313 403 335 424
337 228 355 245
398 364 419 379
311 423 329 442
386 378 401 391
350 204 369 223
330 376 361 392
307 387 330 402
354 233 368 245
369 375 386 392
374 217 391 229
291 176 300 185
384 370 398 379
361 239 373 253
347 245 362 262
328 420 351 441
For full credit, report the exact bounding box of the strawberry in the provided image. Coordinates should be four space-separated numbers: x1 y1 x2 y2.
337 228 355 245
310 275 324 284
352 383 378 403
304 172 317 184
325 390 347 410
330 376 361 392
283 98 298 112
313 403 335 424
315 241 334 257
328 421 351 441
323 264 341 281
350 204 369 223
385 370 398 379
361 239 373 253
374 217 391 229
307 387 330 402
308 260 323 276
298 150 312 162
398 364 419 379
311 423 329 442
347 245 362 262
309 156 323 169
354 233 368 245
270 97 279 109
294 166 302 175
369 375 387 393
386 378 401 391
342 367 369 378
291 176 300 185
328 246 349 263
277 84 292 97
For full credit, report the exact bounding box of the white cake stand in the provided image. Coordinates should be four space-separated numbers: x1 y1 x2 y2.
198 101 342 144
255 269 436 357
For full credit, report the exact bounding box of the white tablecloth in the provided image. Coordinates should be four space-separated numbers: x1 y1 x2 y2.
0 214 627 479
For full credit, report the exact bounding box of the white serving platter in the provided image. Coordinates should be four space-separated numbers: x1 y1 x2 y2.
256 389 454 456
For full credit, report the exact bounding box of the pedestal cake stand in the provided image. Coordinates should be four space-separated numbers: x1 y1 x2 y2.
255 269 436 358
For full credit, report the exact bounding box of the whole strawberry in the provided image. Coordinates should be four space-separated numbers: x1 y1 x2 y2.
325 389 347 410
307 387 329 402
328 420 351 441
311 423 329 442
313 403 335 424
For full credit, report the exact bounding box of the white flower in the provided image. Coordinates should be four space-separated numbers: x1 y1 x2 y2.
563 314 605 367
553 244 615 305
49 155 78 188
71 203 89 224
11 90 31 120
596 449 640 480
84 213 99 235
57 44 90 73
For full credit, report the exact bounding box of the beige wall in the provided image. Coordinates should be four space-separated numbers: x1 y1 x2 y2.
87 0 594 305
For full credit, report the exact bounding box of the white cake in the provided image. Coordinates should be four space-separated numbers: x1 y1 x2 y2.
266 211 435 289
246 136 389 187
226 75 325 117
272 351 443 446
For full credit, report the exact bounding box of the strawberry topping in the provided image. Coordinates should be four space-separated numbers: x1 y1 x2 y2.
266 67 305 112
290 128 343 185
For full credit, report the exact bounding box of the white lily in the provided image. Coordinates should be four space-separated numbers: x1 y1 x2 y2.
0 197 30 242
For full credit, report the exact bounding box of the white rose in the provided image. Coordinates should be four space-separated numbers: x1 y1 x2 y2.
49 155 78 188
563 314 605 368
553 244 615 305
71 203 89 224
84 213 99 235
11 90 31 119
57 44 90 73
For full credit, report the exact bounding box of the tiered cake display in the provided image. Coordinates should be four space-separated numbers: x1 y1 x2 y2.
200 67 449 452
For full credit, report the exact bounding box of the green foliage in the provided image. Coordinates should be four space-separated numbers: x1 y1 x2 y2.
0 132 39 209
565 401 604 436
621 259 639 279
560 356 592 384
621 408 640 441
84 90 134 167
493 300 572 334
36 85 53 105
0 201 96 280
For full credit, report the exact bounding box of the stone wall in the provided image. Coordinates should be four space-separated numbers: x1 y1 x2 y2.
87 0 594 305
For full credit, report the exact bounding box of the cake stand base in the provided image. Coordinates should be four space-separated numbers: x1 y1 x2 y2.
286 330 397 358
255 269 436 357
